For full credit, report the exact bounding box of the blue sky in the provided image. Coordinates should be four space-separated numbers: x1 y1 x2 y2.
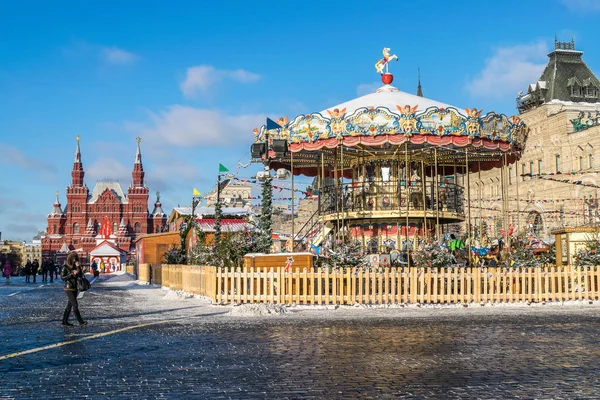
1 0 600 241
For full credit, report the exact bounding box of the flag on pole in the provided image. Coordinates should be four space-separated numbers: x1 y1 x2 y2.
266 117 281 131
193 188 201 196
219 163 229 173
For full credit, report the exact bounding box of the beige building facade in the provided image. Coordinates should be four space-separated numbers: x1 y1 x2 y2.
471 40 600 241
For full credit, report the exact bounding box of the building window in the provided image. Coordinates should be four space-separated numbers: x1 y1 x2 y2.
529 161 534 176
522 163 526 181
53 225 57 234
73 223 79 234
113 222 117 234
509 167 513 184
590 154 594 169
587 87 596 97
571 86 581 97
555 154 561 173
538 159 543 174
580 156 584 171
134 222 141 233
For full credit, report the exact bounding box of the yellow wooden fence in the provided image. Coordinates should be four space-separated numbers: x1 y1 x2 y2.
137 264 600 305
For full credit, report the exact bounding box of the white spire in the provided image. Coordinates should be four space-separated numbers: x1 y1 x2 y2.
135 137 142 164
120 217 126 227
75 135 81 163
87 218 93 227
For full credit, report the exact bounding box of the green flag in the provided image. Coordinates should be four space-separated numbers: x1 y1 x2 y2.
219 163 229 173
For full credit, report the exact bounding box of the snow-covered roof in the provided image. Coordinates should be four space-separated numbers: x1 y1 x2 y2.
173 206 254 217
88 181 128 204
194 218 250 233
320 84 459 116
90 240 126 256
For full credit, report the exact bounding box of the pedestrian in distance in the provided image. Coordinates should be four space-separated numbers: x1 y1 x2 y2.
3 260 11 285
41 260 48 282
91 260 99 278
24 259 32 283
47 260 55 283
55 261 59 280
61 252 87 327
32 259 39 283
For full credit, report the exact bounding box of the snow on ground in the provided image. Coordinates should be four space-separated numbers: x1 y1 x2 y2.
59 274 600 321
229 303 289 316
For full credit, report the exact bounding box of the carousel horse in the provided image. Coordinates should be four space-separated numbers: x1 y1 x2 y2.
375 48 398 74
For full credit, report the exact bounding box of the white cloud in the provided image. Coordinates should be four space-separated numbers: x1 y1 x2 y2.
559 0 600 13
180 65 260 98
466 42 548 99
0 143 57 173
357 83 381 97
139 105 265 147
101 46 139 65
86 158 131 182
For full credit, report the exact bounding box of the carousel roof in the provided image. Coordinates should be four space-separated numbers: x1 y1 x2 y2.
251 48 530 175
320 84 458 117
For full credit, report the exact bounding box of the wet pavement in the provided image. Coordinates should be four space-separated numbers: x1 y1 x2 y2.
2 273 600 399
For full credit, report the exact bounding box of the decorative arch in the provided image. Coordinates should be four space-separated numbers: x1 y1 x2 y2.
134 222 141 233
73 222 79 234
527 210 544 236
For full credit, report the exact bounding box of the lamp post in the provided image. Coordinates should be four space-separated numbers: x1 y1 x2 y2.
180 193 200 255
251 118 288 253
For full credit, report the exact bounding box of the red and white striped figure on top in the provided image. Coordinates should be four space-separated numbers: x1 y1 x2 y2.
374 47 398 74
284 256 295 272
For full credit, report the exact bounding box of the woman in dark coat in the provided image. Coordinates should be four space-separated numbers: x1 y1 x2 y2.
61 252 87 327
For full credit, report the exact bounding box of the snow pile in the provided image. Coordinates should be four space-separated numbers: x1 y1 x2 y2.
163 290 194 301
229 303 289 316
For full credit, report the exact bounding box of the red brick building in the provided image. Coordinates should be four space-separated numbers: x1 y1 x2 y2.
42 137 167 261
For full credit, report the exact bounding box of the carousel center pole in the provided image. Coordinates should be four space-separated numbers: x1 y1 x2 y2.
421 158 427 241
515 153 520 234
434 148 440 241
405 142 410 267
478 161 482 240
291 151 295 251
465 149 472 267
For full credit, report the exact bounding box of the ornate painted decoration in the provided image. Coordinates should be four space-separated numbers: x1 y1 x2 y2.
570 110 600 132
253 106 529 152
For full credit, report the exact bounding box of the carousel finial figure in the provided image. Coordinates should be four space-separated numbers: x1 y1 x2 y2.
375 47 398 74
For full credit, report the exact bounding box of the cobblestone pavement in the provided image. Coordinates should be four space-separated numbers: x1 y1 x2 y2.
2 274 600 399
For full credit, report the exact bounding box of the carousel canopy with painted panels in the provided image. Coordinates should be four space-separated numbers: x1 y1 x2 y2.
252 49 529 177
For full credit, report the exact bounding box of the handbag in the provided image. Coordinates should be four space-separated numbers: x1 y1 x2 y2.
77 276 91 292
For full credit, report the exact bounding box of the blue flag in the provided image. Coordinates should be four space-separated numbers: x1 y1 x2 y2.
266 117 281 130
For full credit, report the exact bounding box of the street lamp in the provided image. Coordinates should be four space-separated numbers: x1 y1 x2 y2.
180 193 200 254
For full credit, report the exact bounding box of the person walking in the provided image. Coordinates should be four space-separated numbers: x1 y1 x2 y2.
31 259 39 283
3 261 11 285
41 261 48 283
61 252 87 327
55 261 60 280
24 260 32 283
47 260 55 283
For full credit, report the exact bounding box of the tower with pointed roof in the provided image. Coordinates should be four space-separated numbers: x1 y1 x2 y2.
517 38 600 112
127 137 150 235
416 68 423 97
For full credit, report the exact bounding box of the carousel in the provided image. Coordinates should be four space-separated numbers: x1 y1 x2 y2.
251 48 529 262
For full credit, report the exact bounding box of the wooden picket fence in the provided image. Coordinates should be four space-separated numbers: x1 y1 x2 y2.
137 264 600 305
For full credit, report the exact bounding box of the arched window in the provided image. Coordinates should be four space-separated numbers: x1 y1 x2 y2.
134 222 141 233
112 222 117 234
528 211 543 236
53 225 57 234
73 223 79 234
